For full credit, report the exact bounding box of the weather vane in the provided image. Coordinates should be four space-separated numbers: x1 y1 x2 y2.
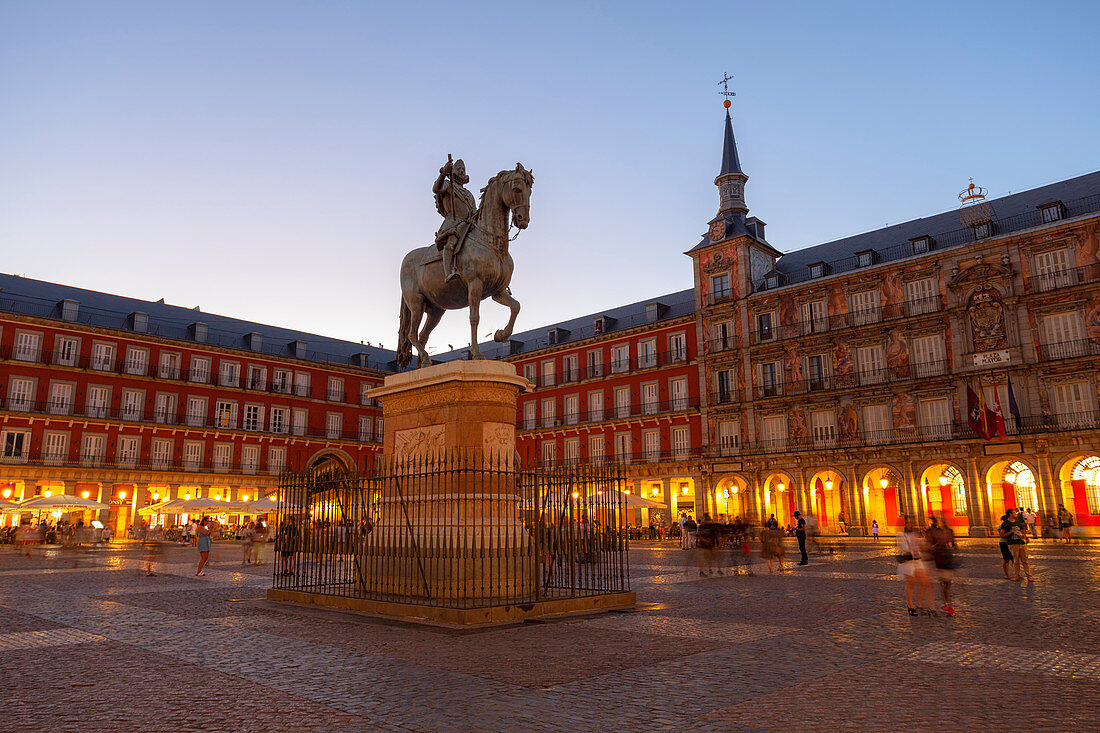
718 72 735 109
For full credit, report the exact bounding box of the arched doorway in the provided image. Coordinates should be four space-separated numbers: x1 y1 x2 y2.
761 473 794 528
308 450 355 481
807 469 846 533
919 463 969 533
861 467 903 534
1056 455 1100 535
713 474 748 522
985 459 1040 524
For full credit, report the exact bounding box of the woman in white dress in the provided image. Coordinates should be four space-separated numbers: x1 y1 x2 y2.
896 514 932 616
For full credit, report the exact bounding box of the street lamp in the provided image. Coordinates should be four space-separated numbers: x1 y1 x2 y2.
571 491 579 499
119 491 127 500
777 482 785 492
243 494 250 502
184 493 192 500
152 493 159 501
879 478 889 489
1004 472 1017 485
1 488 10 498
43 490 52 498
82 491 90 499
825 479 834 491
939 475 949 488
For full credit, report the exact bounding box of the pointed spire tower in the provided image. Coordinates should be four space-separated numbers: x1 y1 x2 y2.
715 99 748 219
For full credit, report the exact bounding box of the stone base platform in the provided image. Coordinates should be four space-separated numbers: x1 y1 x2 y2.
266 588 637 628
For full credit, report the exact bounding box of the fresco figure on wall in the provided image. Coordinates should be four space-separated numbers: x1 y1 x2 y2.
886 329 910 378
828 285 848 327
790 408 808 445
882 271 904 311
833 341 854 387
783 348 803 387
837 398 859 441
1074 224 1099 268
892 393 917 434
780 295 797 334
968 287 1007 352
1086 294 1100 344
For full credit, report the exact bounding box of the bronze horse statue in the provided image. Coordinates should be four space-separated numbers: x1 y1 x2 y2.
397 163 534 368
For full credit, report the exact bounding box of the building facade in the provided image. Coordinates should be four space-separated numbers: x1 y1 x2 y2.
3 106 1099 537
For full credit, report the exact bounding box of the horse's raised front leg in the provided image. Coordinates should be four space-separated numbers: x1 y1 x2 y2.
467 279 484 359
407 295 430 367
491 288 521 342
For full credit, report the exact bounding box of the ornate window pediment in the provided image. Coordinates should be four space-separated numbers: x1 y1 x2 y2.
948 254 1013 290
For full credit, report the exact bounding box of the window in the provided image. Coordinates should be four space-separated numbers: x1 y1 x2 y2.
14 332 42 362
638 340 657 369
911 335 946 377
541 398 556 428
672 426 690 458
273 369 292 394
358 416 373 441
761 416 787 450
564 438 579 464
905 278 937 315
294 372 311 397
55 336 78 366
715 370 733 403
856 250 875 268
213 443 232 470
1071 457 1100 515
243 404 263 431
611 344 630 373
241 445 259 473
151 435 172 464
159 352 181 379
268 446 287 474
613 433 632 462
759 362 780 397
276 456 306 483
154 393 176 424
669 333 687 362
48 382 73 415
522 402 536 430
86 386 109 419
711 273 731 301
117 436 139 467
359 382 374 405
1033 249 1073 292
806 355 829 391
973 222 991 240
713 321 733 351
215 400 237 429
125 347 148 375
1040 203 1063 223
810 411 836 448
121 390 144 421
91 342 115 371
640 383 659 415
757 312 774 341
80 434 105 466
375 417 384 442
588 391 604 422
919 398 952 439
43 433 68 465
186 397 207 427
911 237 933 254
862 404 891 445
564 394 579 425
857 345 887 384
643 429 660 461
799 300 827 334
540 360 555 387
183 441 203 469
8 378 35 412
271 407 289 434
1 431 29 462
717 421 740 455
190 356 210 383
1042 311 1084 359
614 386 631 419
248 365 267 391
764 274 780 290
541 440 557 466
562 354 579 382
848 290 881 325
220 361 240 387
523 363 536 383
669 377 689 410
809 263 824 279
326 413 343 439
291 409 307 436
586 349 603 378
1052 381 1093 427
327 377 344 401
589 435 605 464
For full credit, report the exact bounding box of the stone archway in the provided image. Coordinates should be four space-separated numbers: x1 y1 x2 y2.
713 473 749 522
307 449 356 481
761 472 795 528
861 466 904 534
1055 454 1100 535
918 461 970 533
807 468 847 533
984 458 1041 524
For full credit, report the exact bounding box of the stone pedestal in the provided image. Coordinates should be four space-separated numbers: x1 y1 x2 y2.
362 360 533 603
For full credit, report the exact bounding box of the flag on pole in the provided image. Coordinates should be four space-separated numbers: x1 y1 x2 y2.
967 381 987 438
991 385 1008 439
977 382 995 439
1006 376 1022 426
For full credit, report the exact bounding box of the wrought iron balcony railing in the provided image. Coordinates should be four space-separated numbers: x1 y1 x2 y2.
529 348 693 388
1037 337 1100 362
519 397 699 431
747 295 945 345
1024 262 1100 293
749 359 953 400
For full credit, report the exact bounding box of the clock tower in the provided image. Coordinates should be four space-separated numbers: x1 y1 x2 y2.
715 101 748 217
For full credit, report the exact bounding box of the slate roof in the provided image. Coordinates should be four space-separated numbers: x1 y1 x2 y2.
719 110 743 177
0 273 399 372
770 171 1100 286
435 288 696 361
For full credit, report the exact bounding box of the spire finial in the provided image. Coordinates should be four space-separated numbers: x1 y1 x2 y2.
718 72 736 109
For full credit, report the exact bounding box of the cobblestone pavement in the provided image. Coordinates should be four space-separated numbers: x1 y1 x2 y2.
1 538 1098 732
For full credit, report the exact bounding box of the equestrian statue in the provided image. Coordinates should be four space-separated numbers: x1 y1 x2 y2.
397 156 534 368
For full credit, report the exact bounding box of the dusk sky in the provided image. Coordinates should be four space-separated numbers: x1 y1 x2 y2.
2 1 1098 353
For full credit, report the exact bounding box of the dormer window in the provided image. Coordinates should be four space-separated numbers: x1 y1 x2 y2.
594 317 604 335
1039 201 1064 223
807 262 829 279
764 273 780 290
910 236 934 255
973 221 993 240
855 249 877 268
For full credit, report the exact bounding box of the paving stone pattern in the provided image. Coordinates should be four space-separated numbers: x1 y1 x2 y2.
1 539 1098 731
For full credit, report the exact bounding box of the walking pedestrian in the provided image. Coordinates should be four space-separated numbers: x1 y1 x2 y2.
871 520 879 543
694 514 720 576
195 516 212 576
927 516 958 616
896 514 932 616
999 508 1036 582
794 511 808 566
1057 504 1073 544
139 520 161 577
241 521 255 564
252 520 267 565
683 514 698 550
277 516 300 576
1024 508 1037 539
761 520 784 573
678 512 688 549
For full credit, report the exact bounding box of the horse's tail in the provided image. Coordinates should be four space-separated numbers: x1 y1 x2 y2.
396 296 412 369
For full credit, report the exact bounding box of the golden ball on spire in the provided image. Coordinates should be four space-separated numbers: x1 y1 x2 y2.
723 99 732 109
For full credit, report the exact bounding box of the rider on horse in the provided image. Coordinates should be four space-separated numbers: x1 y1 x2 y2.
433 156 478 282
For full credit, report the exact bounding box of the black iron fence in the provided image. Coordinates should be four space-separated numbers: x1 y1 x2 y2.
271 453 630 609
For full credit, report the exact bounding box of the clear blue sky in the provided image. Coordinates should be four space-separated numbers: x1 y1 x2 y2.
2 1 1098 352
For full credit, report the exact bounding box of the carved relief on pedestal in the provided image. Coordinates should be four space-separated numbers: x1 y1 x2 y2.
482 422 515 457
394 424 445 460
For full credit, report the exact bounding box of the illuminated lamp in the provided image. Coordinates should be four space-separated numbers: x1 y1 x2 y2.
82 491 90 499
825 480 834 490
44 490 52 498
1004 473 1017 485
879 478 889 489
681 486 688 495
1 488 10 498
215 494 222 500
243 494 250 502
624 489 631 495
152 493 160 501
650 488 658 497
939 475 949 488
571 491 579 499
184 493 192 500
731 487 738 494
119 491 127 500
777 483 785 492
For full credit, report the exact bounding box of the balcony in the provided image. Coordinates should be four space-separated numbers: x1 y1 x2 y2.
518 397 699 432
530 348 693 388
748 295 945 345
751 359 953 399
1038 338 1100 362
1026 263 1100 293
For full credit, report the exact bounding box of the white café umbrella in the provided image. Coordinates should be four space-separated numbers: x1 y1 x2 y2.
0 498 23 513
586 489 665 509
243 497 299 512
138 500 176 515
18 494 108 511
173 497 236 514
